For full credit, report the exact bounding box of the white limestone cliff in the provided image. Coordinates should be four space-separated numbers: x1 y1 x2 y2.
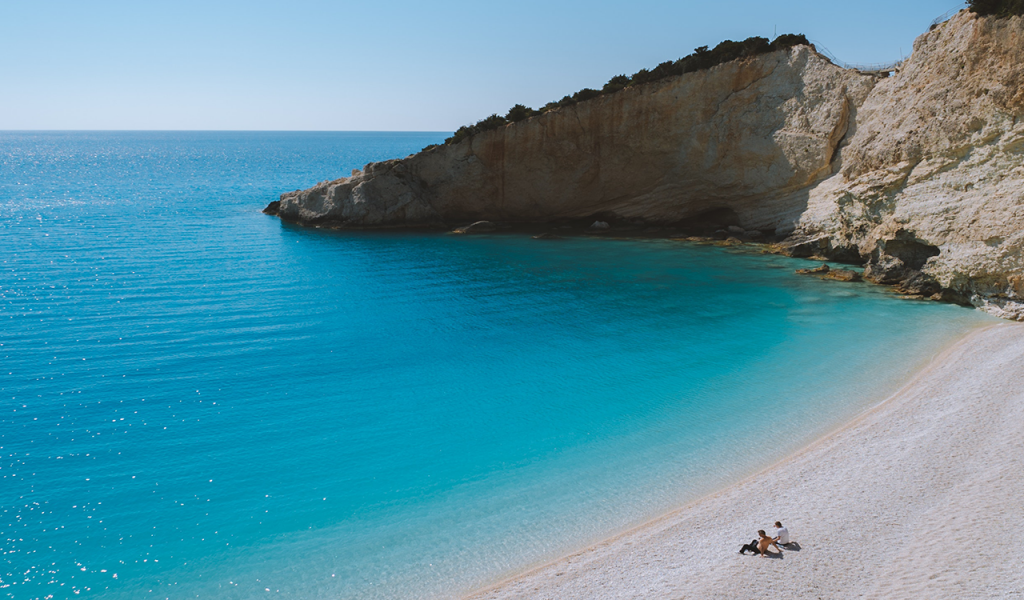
793 11 1024 318
270 46 874 234
267 11 1024 319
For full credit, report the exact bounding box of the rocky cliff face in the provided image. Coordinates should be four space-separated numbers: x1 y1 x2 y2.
268 11 1024 320
791 11 1024 319
270 46 875 234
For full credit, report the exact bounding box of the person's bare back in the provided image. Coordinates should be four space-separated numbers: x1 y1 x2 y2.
756 530 781 557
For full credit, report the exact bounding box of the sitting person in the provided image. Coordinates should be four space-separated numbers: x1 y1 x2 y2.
756 529 782 557
738 535 760 555
739 530 782 556
774 521 791 546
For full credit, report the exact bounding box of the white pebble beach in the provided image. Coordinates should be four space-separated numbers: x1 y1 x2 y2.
468 323 1024 599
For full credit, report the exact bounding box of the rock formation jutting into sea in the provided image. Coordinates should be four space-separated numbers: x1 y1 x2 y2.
265 10 1024 320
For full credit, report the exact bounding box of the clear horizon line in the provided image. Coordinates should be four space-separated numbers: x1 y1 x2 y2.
0 129 453 134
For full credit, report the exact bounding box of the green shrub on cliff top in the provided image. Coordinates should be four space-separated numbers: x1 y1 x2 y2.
445 114 507 145
969 0 1024 16
440 33 809 148
571 88 602 103
770 33 810 49
602 74 631 94
505 104 539 122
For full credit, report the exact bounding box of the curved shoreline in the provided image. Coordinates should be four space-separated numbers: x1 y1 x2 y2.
466 323 1024 599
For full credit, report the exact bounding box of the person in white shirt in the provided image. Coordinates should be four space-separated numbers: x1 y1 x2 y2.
774 521 790 546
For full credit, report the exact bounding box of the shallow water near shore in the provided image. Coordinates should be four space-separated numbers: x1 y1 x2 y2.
1 132 995 599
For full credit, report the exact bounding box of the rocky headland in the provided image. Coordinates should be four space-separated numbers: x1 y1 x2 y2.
791 10 1024 319
266 11 1024 320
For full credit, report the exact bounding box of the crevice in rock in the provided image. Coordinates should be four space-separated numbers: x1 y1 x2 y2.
684 207 740 233
863 231 942 291
879 233 941 271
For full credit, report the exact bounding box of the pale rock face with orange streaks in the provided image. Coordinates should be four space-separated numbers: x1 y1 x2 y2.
274 46 874 234
271 12 1024 320
795 11 1024 319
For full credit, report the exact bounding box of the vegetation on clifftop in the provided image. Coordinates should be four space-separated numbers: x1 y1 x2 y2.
436 34 809 148
969 0 1024 17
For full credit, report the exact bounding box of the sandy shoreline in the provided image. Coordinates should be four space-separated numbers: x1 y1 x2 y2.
467 323 1024 599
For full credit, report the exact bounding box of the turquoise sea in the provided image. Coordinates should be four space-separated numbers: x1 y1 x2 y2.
1 132 993 599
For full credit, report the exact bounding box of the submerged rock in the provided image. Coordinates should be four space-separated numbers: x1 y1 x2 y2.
794 262 861 282
823 269 862 282
796 263 830 275
671 235 715 242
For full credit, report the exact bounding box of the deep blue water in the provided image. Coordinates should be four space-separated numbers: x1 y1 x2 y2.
0 132 993 599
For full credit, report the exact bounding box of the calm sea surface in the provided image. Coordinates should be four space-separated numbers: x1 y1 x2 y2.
0 132 993 599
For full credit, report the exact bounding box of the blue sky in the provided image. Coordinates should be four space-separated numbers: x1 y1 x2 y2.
1 0 964 131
